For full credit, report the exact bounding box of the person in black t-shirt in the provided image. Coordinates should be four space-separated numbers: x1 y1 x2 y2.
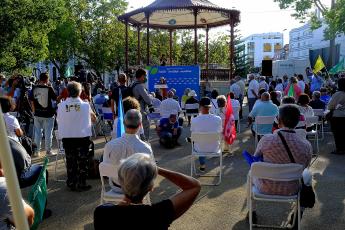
111 73 128 118
94 153 201 230
29 73 57 157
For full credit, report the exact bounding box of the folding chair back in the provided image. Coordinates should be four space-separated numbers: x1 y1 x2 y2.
254 116 276 147
191 132 222 154
312 109 324 117
185 103 199 117
305 116 318 126
305 116 319 154
101 107 113 121
248 162 304 230
99 162 124 204
251 162 303 181
190 132 222 186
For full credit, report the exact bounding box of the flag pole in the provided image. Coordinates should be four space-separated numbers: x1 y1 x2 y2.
0 108 30 229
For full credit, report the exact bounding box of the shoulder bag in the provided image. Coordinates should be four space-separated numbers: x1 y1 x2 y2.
277 131 315 208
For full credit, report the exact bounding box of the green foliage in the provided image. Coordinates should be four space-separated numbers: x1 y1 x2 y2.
273 0 345 38
0 0 67 72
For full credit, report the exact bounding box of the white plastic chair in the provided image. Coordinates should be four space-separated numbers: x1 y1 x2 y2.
305 116 319 154
185 103 199 117
191 132 222 186
248 162 304 230
99 162 124 205
253 116 276 147
233 106 241 133
312 109 325 139
54 130 66 182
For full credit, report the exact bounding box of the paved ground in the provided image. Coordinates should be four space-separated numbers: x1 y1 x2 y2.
24 109 345 230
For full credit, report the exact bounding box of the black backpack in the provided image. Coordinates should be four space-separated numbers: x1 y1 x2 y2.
121 82 141 99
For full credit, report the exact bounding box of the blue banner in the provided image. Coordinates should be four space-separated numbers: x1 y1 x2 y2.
147 65 200 99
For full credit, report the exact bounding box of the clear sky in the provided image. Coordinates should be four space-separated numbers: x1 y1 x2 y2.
125 0 331 44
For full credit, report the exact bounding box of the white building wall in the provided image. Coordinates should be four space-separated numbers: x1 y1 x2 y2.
289 22 345 61
239 32 284 67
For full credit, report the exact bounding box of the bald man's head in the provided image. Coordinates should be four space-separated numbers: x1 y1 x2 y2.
261 92 270 101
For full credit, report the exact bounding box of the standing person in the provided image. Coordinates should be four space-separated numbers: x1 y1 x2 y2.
297 74 305 93
247 75 259 113
284 77 302 101
204 78 211 97
229 80 241 100
111 73 128 118
328 78 345 155
259 76 269 91
210 89 219 114
307 68 323 93
160 54 168 66
190 97 222 171
132 68 153 141
282 75 289 90
275 78 284 92
235 76 246 119
29 73 57 157
57 81 96 192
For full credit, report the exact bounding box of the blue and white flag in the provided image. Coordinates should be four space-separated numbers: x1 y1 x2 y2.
117 90 125 138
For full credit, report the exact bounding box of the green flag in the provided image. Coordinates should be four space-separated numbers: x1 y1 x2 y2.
288 85 295 97
329 58 345 74
28 157 49 230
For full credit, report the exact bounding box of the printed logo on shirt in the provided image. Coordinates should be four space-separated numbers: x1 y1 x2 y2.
65 104 81 112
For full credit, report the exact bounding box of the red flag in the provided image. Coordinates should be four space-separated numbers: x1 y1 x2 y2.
223 95 236 145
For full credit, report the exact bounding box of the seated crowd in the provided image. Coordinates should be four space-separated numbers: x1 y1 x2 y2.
0 69 345 230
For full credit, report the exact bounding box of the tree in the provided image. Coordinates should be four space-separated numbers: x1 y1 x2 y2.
0 0 66 72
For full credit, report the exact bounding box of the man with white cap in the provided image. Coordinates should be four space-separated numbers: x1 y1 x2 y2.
190 97 222 171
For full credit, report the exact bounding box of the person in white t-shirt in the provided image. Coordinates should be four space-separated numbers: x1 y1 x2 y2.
57 81 96 192
230 80 241 99
159 90 183 126
191 97 222 171
210 90 219 114
247 75 259 112
0 96 23 142
258 76 269 91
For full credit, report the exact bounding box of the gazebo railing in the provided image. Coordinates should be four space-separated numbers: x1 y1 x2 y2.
201 69 230 81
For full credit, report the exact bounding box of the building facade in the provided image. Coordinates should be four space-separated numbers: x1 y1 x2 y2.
289 22 345 61
238 32 284 67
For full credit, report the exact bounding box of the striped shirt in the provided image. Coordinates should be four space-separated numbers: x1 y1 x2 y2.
254 128 312 195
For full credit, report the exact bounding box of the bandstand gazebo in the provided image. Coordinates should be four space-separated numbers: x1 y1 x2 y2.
118 0 240 79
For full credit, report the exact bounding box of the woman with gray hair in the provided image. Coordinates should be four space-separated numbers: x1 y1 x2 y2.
94 153 201 229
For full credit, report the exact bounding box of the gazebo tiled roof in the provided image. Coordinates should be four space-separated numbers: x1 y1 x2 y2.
118 0 240 29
